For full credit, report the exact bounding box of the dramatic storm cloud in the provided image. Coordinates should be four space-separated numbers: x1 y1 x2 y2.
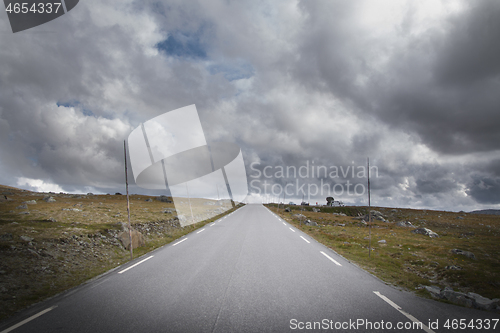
0 0 499 211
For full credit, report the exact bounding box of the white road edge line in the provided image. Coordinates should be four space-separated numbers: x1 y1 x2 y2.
210 223 215 227
197 228 205 234
289 227 295 232
373 291 435 333
172 238 188 246
320 251 342 266
1 306 57 333
300 236 310 243
118 255 154 274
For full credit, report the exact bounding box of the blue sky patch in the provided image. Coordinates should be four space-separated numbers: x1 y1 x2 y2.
156 31 208 59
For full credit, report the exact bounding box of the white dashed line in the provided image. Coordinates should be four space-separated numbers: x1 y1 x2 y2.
320 251 342 266
118 255 154 274
373 292 435 333
282 222 286 225
0 306 57 333
197 228 205 234
210 223 215 227
289 227 295 232
300 236 310 243
172 238 188 246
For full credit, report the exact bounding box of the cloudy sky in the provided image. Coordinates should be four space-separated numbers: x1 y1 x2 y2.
1 0 499 212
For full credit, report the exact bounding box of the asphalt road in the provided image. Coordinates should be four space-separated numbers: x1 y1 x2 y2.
1 204 499 332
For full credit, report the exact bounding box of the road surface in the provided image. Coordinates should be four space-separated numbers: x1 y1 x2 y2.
1 204 498 332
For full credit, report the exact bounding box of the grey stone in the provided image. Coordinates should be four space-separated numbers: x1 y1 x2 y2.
293 214 306 220
378 239 386 244
444 265 462 270
156 195 172 203
23 200 37 205
163 208 174 214
411 228 439 238
396 221 416 228
43 196 56 203
467 292 499 311
456 216 464 220
18 211 30 215
441 289 473 308
16 204 28 209
450 249 476 260
312 208 320 213
20 236 34 242
145 198 153 202
424 286 442 298
304 220 318 226
284 207 291 212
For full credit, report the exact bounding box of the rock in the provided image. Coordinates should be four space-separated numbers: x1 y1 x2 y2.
450 249 476 260
304 220 318 226
445 265 462 270
284 207 291 212
411 228 439 238
115 193 122 195
16 204 28 209
23 200 37 205
312 208 320 213
390 209 398 213
20 236 34 242
456 216 464 220
156 195 172 203
363 210 387 222
18 211 30 215
43 196 56 202
145 198 153 202
424 286 442 298
117 229 145 250
467 292 500 311
378 239 386 244
62 208 82 212
293 214 306 220
424 286 499 312
442 288 474 308
0 233 13 241
396 221 416 228
163 208 174 214
87 193 94 196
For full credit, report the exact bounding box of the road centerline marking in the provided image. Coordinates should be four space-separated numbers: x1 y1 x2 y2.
373 291 435 333
118 255 154 274
1 306 57 333
320 251 342 266
300 236 310 243
197 228 205 234
172 238 188 246
289 227 295 232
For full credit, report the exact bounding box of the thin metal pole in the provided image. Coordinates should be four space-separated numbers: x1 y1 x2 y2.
368 157 371 258
186 182 194 222
124 140 133 260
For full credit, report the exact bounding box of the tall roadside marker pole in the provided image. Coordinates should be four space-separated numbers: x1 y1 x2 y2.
368 157 372 258
124 140 133 260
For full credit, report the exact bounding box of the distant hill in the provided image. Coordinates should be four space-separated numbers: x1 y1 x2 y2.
470 209 500 215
